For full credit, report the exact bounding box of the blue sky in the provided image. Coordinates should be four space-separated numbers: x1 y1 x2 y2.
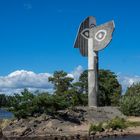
0 0 140 94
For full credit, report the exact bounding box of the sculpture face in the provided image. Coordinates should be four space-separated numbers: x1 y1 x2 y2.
74 16 115 54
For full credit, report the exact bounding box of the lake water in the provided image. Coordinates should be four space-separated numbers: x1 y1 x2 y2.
100 135 140 140
0 109 14 119
2 136 140 140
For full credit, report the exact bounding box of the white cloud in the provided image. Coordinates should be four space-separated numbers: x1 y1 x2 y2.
71 65 83 82
1 66 139 95
0 66 83 95
0 70 53 95
117 74 140 94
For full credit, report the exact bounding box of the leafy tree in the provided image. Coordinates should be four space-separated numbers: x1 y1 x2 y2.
74 69 121 106
120 83 140 116
98 70 122 106
125 83 140 96
63 89 88 106
48 71 74 95
78 70 88 94
0 94 15 107
0 94 7 107
71 70 88 94
120 95 140 116
33 93 69 115
9 89 36 119
9 89 70 119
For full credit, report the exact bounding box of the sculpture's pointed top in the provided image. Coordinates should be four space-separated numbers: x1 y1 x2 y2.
87 16 96 28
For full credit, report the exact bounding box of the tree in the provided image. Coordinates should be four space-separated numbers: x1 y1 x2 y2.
9 89 70 119
120 83 140 116
98 70 122 106
48 71 74 95
125 83 140 96
9 89 35 119
70 70 88 106
120 95 140 116
0 94 7 107
74 69 122 106
79 70 88 94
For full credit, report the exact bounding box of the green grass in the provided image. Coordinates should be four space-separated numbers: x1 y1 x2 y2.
89 117 140 134
126 121 140 127
89 123 103 133
105 117 127 130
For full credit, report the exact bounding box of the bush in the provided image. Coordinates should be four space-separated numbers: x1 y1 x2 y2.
106 117 126 130
89 117 127 134
120 95 140 116
89 123 103 133
120 83 140 116
9 89 71 119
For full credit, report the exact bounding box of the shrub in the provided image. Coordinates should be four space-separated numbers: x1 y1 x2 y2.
120 95 140 116
106 117 126 130
89 117 127 134
89 123 103 133
9 90 71 119
120 83 140 116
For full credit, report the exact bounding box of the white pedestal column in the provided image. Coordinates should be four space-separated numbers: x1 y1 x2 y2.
88 38 98 107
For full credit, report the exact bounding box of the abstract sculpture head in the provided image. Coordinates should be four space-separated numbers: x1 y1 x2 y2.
74 16 115 55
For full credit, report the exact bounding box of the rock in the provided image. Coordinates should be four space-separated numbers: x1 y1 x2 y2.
56 128 63 132
101 127 105 132
117 128 123 132
90 131 96 135
0 128 3 138
95 131 100 135
2 106 126 137
18 119 24 124
94 131 101 138
57 109 82 124
34 120 41 124
105 129 109 133
98 135 103 139
108 128 113 132
21 124 25 128
0 128 9 140
75 134 80 139
20 127 33 136
37 114 50 121
33 124 37 128
101 131 108 137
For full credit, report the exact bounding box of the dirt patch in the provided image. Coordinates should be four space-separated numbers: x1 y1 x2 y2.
127 116 140 122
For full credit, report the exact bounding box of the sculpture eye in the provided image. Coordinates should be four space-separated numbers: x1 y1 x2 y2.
81 29 90 39
95 30 107 42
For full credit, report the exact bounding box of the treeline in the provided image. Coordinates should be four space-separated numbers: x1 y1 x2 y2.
0 69 122 118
